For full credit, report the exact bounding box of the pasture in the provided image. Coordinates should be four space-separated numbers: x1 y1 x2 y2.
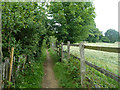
63 42 119 87
63 42 119 75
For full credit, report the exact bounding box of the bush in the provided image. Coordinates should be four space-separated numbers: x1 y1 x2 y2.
100 36 110 43
15 39 47 88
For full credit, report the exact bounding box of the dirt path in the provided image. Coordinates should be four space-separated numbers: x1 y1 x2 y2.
42 49 59 88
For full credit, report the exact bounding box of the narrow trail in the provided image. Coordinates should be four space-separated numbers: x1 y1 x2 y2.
42 49 59 88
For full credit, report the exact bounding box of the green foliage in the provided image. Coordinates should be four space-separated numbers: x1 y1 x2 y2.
15 39 47 88
15 60 44 88
2 4 48 87
3 81 15 88
48 48 60 64
100 36 110 43
49 48 82 88
63 43 119 88
2 2 47 59
105 29 119 43
47 36 57 48
49 36 57 44
86 27 102 43
48 2 96 43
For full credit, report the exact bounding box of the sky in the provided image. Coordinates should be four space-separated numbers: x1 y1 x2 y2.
93 0 120 35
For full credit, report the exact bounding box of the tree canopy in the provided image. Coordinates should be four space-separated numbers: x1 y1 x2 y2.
105 29 119 43
85 24 102 43
48 2 96 43
1 2 101 60
2 2 47 58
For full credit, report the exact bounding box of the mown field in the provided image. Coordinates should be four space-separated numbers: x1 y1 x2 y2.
64 42 119 74
63 42 119 88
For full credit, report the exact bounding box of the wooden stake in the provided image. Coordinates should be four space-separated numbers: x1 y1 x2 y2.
67 41 70 60
61 42 63 62
79 43 86 87
5 58 9 80
8 47 14 88
59 44 61 57
58 43 60 56
2 62 5 86
0 2 2 89
22 55 27 70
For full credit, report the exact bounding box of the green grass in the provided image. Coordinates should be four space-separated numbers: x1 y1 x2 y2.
15 48 46 88
48 48 82 88
64 42 119 75
84 42 119 47
63 42 119 88
48 48 60 64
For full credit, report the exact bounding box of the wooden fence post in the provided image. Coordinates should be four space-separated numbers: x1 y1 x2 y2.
67 41 70 60
2 62 5 88
56 41 59 55
79 43 86 87
56 41 57 49
3 62 5 80
5 58 9 80
16 56 21 75
0 2 2 89
11 56 15 84
61 42 63 62
22 55 27 71
58 43 60 56
8 47 14 88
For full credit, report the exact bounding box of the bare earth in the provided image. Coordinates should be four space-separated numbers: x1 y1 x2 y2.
42 49 59 88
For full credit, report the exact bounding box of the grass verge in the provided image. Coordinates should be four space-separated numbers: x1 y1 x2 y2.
48 48 82 88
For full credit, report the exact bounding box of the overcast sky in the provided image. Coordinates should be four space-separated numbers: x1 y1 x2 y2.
93 0 119 34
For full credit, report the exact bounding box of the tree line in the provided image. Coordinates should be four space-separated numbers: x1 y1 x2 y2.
86 28 119 43
1 2 119 62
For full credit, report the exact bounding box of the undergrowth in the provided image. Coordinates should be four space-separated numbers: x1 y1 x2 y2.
48 48 82 88
49 48 120 88
15 40 47 88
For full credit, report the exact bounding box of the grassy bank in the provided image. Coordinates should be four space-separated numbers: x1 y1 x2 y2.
48 48 82 88
63 42 119 88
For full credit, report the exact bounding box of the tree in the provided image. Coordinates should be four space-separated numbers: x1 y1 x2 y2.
86 25 102 43
105 29 119 43
2 2 47 59
48 2 96 43
100 36 110 43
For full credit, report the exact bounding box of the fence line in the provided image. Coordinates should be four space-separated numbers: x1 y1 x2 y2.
55 41 120 87
62 51 120 83
63 44 120 53
1 47 27 88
